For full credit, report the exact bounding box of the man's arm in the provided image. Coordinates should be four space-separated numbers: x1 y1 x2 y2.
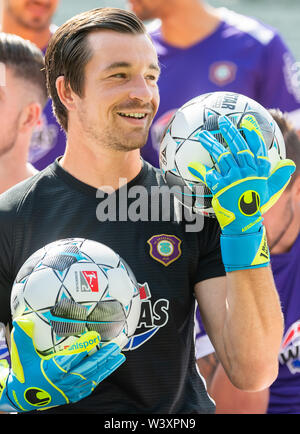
194 270 283 391
208 360 269 414
195 314 270 413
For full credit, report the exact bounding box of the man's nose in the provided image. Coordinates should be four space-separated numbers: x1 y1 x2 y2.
128 75 153 103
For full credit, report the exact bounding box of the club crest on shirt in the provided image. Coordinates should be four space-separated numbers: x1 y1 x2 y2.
147 234 182 266
279 320 300 374
209 61 237 86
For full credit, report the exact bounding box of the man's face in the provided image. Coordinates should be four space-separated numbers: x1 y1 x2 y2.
4 0 59 30
72 31 160 153
128 0 169 21
0 67 25 156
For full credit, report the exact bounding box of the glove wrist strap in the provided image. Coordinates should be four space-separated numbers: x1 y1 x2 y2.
221 226 270 272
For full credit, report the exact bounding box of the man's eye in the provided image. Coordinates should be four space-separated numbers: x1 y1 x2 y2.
112 73 126 79
146 74 160 83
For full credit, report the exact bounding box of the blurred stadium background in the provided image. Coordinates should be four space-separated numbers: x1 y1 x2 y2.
54 0 300 60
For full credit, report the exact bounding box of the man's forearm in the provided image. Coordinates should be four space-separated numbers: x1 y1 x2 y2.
221 266 283 390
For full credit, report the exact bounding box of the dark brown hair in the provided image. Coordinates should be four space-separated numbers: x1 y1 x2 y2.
269 108 300 188
0 32 47 105
45 8 147 131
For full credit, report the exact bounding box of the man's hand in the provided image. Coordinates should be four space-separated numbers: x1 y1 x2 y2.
0 318 125 412
188 115 295 271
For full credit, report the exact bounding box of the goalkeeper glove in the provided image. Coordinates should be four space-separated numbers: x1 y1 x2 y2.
188 114 295 271
0 318 125 412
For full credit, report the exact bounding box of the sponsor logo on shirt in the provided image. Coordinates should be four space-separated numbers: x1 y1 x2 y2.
209 61 237 86
124 282 169 351
279 320 300 374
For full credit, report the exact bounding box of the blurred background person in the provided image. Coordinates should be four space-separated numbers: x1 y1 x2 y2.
0 32 47 369
0 32 47 194
128 0 300 167
0 0 66 171
196 110 300 414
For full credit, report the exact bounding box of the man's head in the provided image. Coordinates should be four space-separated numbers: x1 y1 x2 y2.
263 109 300 252
0 32 47 157
2 0 59 31
45 8 160 152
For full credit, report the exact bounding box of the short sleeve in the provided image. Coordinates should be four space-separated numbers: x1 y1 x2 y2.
194 217 225 284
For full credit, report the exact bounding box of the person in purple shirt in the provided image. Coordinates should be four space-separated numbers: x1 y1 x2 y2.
195 110 300 414
1 0 66 170
128 0 300 168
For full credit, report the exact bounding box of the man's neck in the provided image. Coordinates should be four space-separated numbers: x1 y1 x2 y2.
0 153 37 194
60 140 143 192
160 3 221 48
1 15 51 50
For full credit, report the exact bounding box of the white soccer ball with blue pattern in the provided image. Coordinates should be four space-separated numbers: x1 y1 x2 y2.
10 238 141 355
159 91 286 217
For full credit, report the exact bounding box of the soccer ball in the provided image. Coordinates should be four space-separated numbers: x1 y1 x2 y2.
10 238 141 355
159 91 286 217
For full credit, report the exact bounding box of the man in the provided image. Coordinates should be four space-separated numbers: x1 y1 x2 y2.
128 0 300 167
198 111 300 414
1 0 67 170
0 32 47 194
0 31 47 413
0 8 291 414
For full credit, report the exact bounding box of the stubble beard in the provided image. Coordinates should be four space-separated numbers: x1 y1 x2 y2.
77 108 151 153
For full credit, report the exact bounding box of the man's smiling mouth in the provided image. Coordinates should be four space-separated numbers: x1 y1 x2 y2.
117 112 147 119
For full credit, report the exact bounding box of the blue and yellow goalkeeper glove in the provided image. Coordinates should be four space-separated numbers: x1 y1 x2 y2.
188 114 295 271
0 318 125 412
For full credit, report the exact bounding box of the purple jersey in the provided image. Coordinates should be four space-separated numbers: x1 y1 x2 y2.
142 8 300 167
267 234 300 414
28 33 67 170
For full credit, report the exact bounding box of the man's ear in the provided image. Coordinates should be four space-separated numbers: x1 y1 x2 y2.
56 76 77 112
18 102 42 134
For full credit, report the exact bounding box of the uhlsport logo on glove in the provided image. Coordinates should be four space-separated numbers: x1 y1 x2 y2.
24 388 51 407
238 190 260 216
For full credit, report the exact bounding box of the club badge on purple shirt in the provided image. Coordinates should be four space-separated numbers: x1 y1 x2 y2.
147 234 182 267
209 61 237 86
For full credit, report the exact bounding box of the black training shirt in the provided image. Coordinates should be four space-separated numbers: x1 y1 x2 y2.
0 159 225 414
